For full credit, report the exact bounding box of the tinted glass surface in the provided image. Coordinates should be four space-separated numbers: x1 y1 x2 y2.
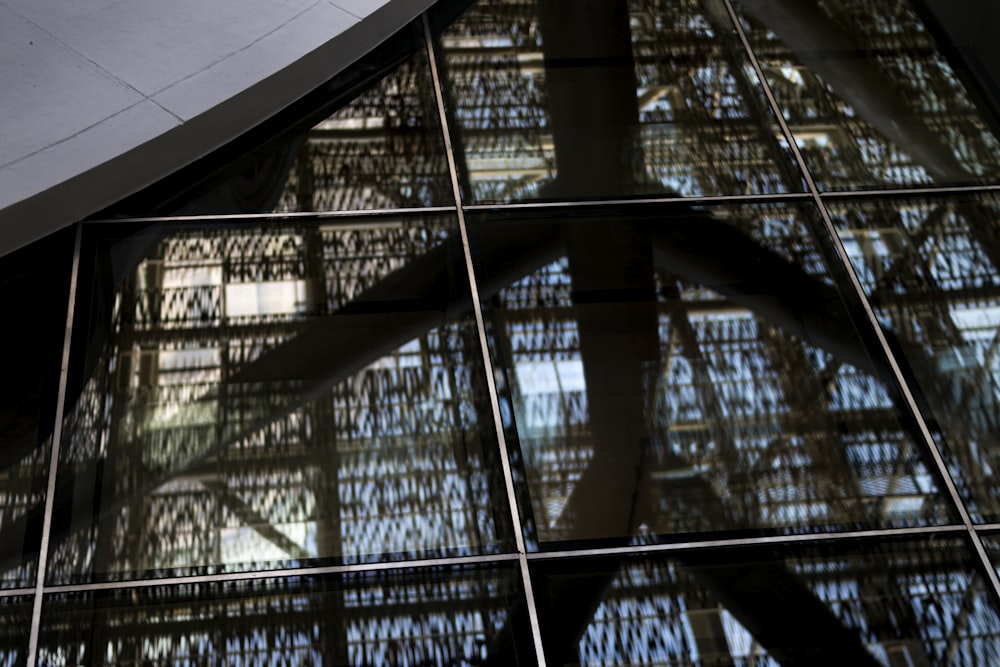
435 0 803 204
530 537 1000 666
111 25 451 217
827 193 1000 522
0 596 32 665
38 564 532 665
0 228 74 588
50 214 513 583
468 201 951 549
270 47 451 213
734 0 1000 191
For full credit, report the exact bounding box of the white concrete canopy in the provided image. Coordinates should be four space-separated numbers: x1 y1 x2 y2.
0 0 434 255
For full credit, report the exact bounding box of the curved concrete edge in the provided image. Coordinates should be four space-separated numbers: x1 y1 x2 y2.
0 0 435 256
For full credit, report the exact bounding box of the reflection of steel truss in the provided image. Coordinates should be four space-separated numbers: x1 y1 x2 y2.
27 198 997 662
837 200 1000 513
439 0 793 200
277 53 452 212
38 569 518 665
13 0 1000 662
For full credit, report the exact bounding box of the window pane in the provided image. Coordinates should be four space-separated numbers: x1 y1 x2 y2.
0 596 32 665
827 193 1000 522
733 0 1000 191
531 537 1000 665
468 201 952 550
109 23 452 217
39 564 533 665
434 0 804 204
0 227 74 588
51 214 514 583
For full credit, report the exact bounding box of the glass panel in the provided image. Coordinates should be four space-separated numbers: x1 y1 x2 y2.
39 564 533 665
468 201 952 550
112 24 451 216
733 0 1000 191
827 193 1000 522
272 47 451 213
434 0 803 204
531 537 1000 666
51 214 513 584
0 596 33 665
0 227 74 588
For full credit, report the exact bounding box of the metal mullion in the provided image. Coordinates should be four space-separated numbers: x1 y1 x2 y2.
83 205 458 225
720 0 1000 610
422 14 548 667
26 223 83 666
41 552 521 596
461 190 812 212
820 183 1000 200
525 524 967 562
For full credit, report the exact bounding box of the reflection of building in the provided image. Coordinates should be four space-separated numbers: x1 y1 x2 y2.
6 0 1000 664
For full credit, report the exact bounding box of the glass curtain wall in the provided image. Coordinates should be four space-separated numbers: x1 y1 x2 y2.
4 0 1000 664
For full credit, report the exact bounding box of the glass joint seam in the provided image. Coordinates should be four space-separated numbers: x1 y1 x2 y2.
26 223 83 667
423 13 549 667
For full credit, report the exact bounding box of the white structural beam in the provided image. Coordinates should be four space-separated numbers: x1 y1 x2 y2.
0 0 433 255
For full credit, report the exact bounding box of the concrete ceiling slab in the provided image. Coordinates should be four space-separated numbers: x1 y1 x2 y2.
0 0 434 256
0 5 145 167
152 2 358 122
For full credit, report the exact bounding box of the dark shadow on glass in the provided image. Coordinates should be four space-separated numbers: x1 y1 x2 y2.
0 227 74 588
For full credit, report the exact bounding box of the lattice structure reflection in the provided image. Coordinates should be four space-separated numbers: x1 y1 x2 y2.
499 240 945 543
39 568 519 665
276 50 451 212
12 0 1000 664
739 0 1000 189
52 219 505 582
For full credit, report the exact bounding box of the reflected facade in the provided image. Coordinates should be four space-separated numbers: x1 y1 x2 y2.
39 566 530 665
470 202 952 548
53 215 511 583
733 0 1000 191
824 193 1000 525
8 0 1000 664
532 537 1000 666
437 0 802 202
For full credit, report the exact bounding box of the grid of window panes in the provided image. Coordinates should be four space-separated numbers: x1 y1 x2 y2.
5 0 1000 664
